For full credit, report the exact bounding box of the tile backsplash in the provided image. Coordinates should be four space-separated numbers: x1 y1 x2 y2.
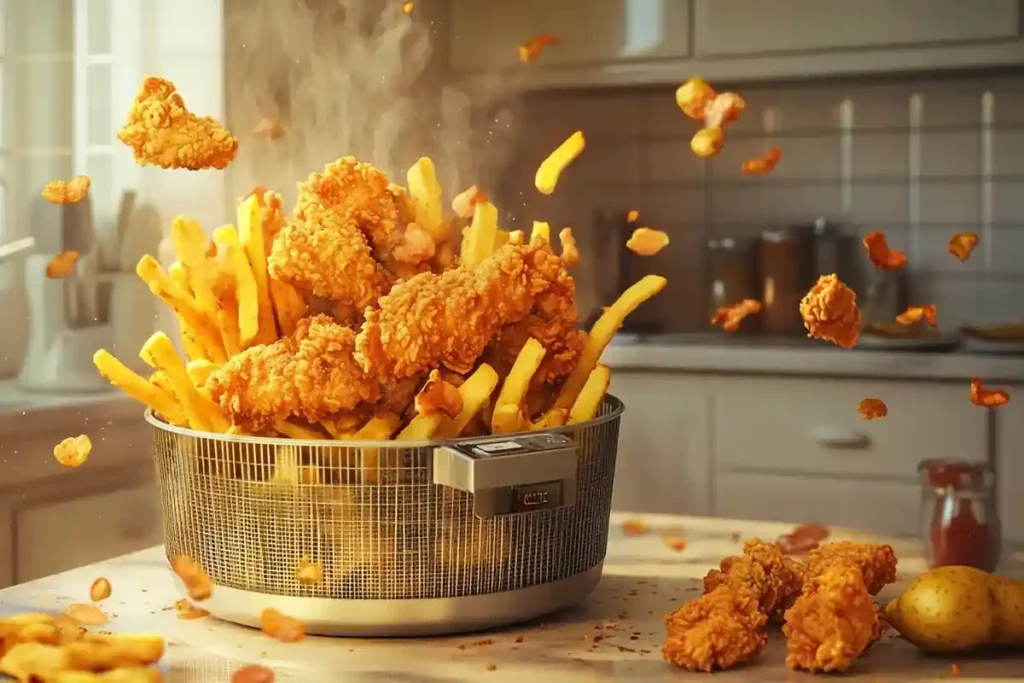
480 72 1024 332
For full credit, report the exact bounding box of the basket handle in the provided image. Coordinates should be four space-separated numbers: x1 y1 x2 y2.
433 433 578 519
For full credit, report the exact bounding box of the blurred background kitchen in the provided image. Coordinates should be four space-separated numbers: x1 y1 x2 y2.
1 0 1023 587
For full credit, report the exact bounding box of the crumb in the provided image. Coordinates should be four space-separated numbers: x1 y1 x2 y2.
515 636 524 643
486 664 497 672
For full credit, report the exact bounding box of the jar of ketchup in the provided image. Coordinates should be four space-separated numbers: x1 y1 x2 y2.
918 459 1000 572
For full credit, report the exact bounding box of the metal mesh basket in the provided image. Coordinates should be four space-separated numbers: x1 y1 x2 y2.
150 396 623 636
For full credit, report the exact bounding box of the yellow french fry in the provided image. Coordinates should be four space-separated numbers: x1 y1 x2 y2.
269 278 307 336
530 221 550 244
167 262 205 361
567 364 611 425
213 225 260 348
398 364 499 441
170 217 221 323
407 157 445 238
436 364 500 439
461 200 498 267
535 130 585 195
140 332 230 433
494 229 511 249
185 359 219 388
237 194 278 344
93 349 186 425
275 421 326 440
491 338 546 435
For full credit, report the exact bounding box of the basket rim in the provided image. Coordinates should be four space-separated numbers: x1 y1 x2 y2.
144 393 624 448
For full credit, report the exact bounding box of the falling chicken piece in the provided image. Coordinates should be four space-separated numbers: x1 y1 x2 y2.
260 608 306 643
675 78 717 120
46 250 80 279
233 664 276 683
626 228 670 257
415 369 463 418
171 555 213 601
969 378 1009 408
253 118 286 140
862 231 907 271
451 185 487 218
948 232 979 262
703 92 746 129
663 535 687 552
89 577 112 602
535 130 585 194
799 274 862 349
742 146 782 176
41 175 91 204
777 523 830 555
623 519 648 536
857 398 888 420
66 603 109 626
174 598 210 620
53 434 91 467
626 209 639 223
690 127 724 158
559 227 579 268
895 304 938 327
295 557 324 585
711 299 762 333
518 33 562 63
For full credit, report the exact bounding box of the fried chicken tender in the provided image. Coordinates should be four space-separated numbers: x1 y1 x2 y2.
804 542 898 595
117 76 238 170
783 566 885 672
799 274 861 349
704 539 805 619
355 241 573 379
663 585 768 672
206 315 380 430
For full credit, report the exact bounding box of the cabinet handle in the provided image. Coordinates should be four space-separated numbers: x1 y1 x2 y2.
809 427 870 449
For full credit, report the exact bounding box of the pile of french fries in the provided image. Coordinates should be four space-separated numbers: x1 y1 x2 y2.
92 153 666 448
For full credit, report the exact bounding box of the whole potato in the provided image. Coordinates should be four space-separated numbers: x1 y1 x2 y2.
888 566 995 652
989 575 1024 646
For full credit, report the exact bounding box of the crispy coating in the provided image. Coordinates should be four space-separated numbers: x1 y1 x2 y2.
117 76 238 170
704 539 806 619
783 566 885 672
799 274 861 349
663 585 768 672
804 542 898 595
206 315 381 430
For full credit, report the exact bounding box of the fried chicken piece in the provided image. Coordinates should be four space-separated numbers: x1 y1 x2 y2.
42 175 90 204
799 274 861 348
783 566 884 672
355 241 572 379
415 370 463 418
704 539 806 620
206 315 381 431
117 76 238 170
663 584 768 672
804 542 898 595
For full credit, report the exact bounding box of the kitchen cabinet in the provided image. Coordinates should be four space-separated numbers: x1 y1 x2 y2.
996 401 1023 545
444 0 1024 89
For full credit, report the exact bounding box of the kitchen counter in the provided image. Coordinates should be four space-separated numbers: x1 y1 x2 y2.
3 512 1023 681
603 334 1024 383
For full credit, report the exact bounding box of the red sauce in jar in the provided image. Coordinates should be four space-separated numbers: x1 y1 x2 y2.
920 460 998 571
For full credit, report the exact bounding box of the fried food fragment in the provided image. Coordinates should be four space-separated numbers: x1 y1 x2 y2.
64 632 165 671
742 147 782 176
626 227 670 256
173 599 209 620
170 555 213 601
969 378 1009 408
663 584 768 671
295 557 324 585
711 299 762 333
857 398 888 420
451 185 486 219
951 663 961 677
558 227 579 268
66 604 109 626
626 209 639 223
53 435 91 468
253 118 285 140
664 535 687 552
895 304 938 327
260 608 305 643
862 231 907 271
415 369 463 419
117 76 238 170
690 127 724 158
46 251 80 279
89 578 111 603
704 539 806 619
536 130 585 195
42 176 91 204
518 33 561 63
676 78 717 120
948 232 979 262
799 275 861 349
777 523 830 555
623 519 648 536
233 664 276 683
704 92 746 129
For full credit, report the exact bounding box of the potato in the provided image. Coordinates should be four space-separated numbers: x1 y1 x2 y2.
884 566 997 652
989 574 1024 646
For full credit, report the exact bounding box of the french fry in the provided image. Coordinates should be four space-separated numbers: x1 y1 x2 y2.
140 332 229 433
508 229 525 246
436 364 500 439
352 412 401 440
494 229 511 249
275 421 326 440
93 350 186 425
170 216 223 330
530 221 550 244
492 338 547 434
210 270 243 356
213 225 260 348
567 364 611 424
167 262 206 360
185 359 218 388
540 275 667 426
461 200 499 267
237 194 278 344
269 278 307 336
407 157 445 238
149 371 175 399
398 365 497 440
535 130 585 195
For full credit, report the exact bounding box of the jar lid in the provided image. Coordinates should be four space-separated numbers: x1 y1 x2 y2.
706 236 756 250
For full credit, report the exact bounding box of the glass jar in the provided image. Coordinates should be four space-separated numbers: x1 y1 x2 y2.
918 459 1000 572
705 237 759 332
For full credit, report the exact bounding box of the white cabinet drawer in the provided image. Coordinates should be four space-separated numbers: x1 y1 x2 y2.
713 378 986 479
715 471 921 538
997 402 1024 544
15 483 163 583
694 0 1019 57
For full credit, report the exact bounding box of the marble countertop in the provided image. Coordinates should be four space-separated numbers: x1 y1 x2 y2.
603 334 1024 383
3 512 1023 681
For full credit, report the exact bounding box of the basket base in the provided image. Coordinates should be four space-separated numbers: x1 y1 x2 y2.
173 562 604 637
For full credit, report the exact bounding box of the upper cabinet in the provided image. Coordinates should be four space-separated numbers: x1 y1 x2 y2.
445 0 1024 89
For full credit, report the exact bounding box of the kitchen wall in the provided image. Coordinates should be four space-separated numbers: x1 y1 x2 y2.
484 71 1024 333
